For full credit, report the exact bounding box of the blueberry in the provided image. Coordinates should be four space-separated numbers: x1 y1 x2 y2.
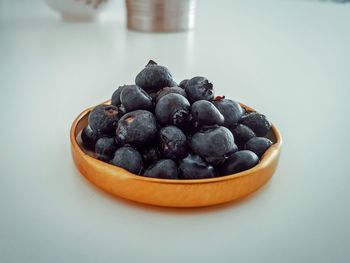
156 86 187 103
95 137 118 162
178 115 197 136
111 85 127 107
110 146 143 174
155 93 190 126
232 124 256 148
141 146 160 165
135 60 176 93
116 110 157 146
244 137 273 158
178 79 188 89
178 154 215 179
120 85 153 112
88 105 121 135
219 150 259 175
81 125 100 150
185 76 214 103
240 112 272 137
213 97 243 130
190 126 238 165
191 100 224 127
159 126 187 160
143 159 178 179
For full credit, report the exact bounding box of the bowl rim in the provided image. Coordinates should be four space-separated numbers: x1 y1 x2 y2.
70 101 283 185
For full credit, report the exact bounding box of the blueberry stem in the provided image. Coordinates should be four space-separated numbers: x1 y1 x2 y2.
146 60 157 67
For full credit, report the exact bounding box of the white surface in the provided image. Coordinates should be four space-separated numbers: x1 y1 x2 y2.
1 1 350 263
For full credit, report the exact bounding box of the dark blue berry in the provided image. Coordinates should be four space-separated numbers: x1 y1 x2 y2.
190 126 238 165
116 110 157 146
155 93 190 126
244 137 273 158
88 105 121 135
191 100 224 127
185 76 214 103
110 146 143 174
219 150 259 175
177 115 197 136
240 112 272 137
120 85 153 112
81 125 100 150
92 61 275 179
213 97 243 131
135 60 176 93
111 85 127 107
159 126 187 160
141 146 160 165
178 79 188 89
95 137 118 162
156 86 187 103
178 154 215 179
232 124 256 148
143 159 178 179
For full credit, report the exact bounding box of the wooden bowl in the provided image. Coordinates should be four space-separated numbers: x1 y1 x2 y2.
70 101 282 207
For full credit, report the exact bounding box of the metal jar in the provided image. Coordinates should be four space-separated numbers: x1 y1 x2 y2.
126 0 197 32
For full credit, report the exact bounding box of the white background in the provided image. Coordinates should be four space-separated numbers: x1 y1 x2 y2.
1 1 350 262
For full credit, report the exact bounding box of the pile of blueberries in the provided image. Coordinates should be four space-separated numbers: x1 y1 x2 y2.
81 61 273 179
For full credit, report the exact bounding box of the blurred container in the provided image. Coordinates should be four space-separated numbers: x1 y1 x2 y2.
45 0 110 22
126 0 196 32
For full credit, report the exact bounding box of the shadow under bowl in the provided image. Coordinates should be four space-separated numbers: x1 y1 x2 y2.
70 101 282 207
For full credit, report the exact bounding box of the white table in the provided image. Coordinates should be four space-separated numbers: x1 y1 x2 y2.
1 1 350 262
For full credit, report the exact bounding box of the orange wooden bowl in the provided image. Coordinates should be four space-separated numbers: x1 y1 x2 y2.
70 101 282 207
